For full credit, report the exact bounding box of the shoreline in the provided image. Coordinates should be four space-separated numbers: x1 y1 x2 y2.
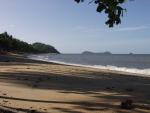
0 54 150 113
27 55 150 78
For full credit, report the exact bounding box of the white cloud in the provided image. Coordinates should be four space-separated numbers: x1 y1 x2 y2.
74 25 149 33
73 26 103 33
114 26 149 32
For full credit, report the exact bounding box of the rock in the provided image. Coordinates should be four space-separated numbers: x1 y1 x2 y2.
125 88 134 92
120 99 134 109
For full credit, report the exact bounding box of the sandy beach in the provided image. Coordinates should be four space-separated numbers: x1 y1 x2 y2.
0 54 150 113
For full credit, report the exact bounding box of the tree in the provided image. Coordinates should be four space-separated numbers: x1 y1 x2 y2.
32 42 60 53
74 0 127 27
0 32 60 53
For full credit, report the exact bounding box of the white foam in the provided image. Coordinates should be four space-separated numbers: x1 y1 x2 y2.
27 55 150 77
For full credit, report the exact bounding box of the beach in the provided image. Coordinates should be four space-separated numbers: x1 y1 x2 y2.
0 54 150 113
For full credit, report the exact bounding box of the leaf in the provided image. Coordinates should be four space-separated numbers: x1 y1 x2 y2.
74 0 80 3
118 0 125 4
96 4 106 13
74 0 84 3
75 0 127 27
94 0 100 4
116 17 121 24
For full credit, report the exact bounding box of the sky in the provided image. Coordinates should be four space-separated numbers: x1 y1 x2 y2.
0 0 150 54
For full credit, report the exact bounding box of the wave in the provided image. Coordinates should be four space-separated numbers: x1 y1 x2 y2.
28 55 150 77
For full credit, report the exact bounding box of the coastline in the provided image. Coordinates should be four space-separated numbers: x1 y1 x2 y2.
0 54 150 113
27 54 150 78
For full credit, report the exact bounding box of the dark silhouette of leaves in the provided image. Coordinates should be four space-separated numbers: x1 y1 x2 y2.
74 0 127 27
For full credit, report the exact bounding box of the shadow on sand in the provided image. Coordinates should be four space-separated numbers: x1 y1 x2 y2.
0 70 150 112
0 56 150 112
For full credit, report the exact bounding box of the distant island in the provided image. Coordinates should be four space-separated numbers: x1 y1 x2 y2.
82 51 112 55
129 52 134 55
0 32 60 54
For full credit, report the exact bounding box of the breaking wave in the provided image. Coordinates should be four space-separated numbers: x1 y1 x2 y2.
28 55 150 77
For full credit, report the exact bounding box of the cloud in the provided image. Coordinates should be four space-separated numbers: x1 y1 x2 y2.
73 26 103 33
73 25 150 37
73 25 149 34
114 26 149 32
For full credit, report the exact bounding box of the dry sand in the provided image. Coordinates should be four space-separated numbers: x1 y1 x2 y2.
0 54 150 113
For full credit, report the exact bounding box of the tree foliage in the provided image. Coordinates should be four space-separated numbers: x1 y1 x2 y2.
32 42 60 53
75 0 127 27
0 32 60 54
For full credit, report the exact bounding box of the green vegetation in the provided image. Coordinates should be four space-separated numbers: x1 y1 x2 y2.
0 32 60 54
32 42 59 53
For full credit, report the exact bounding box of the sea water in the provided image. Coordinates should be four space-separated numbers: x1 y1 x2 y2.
28 54 150 76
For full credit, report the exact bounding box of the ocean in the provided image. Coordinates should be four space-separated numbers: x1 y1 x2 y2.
28 54 150 76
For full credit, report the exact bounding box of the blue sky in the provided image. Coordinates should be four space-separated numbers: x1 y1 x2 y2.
0 0 150 54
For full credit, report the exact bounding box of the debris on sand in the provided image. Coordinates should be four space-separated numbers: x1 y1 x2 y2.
120 99 134 109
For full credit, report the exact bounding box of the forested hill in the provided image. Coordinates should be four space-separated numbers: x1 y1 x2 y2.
0 32 60 54
32 42 60 53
